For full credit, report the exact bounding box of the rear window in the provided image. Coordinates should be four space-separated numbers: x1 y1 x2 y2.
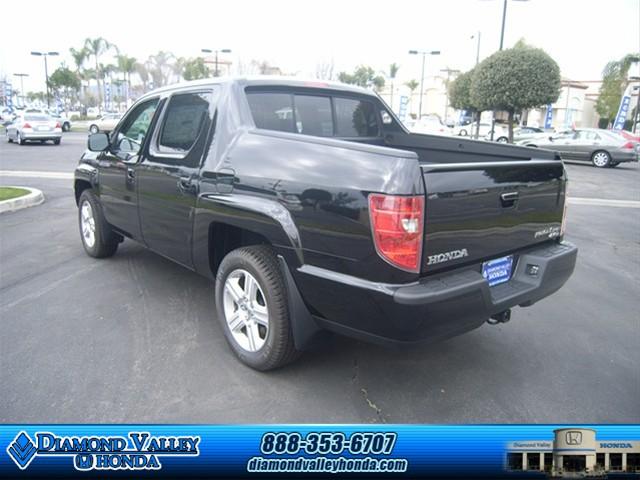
246 92 294 133
334 98 379 137
246 90 381 138
24 115 50 121
294 95 333 137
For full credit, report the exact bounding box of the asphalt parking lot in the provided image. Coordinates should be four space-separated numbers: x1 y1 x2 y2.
1 132 638 423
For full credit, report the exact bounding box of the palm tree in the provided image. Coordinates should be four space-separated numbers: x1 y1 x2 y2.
117 55 137 103
388 63 400 107
84 37 112 111
146 51 176 88
70 47 88 103
405 79 419 118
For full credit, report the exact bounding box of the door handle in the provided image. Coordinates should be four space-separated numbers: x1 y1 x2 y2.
178 176 196 194
500 191 519 207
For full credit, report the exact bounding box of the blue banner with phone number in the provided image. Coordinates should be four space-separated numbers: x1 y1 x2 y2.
1 425 639 478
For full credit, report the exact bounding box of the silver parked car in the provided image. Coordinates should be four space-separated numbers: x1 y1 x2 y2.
88 113 122 134
517 128 639 168
6 113 63 145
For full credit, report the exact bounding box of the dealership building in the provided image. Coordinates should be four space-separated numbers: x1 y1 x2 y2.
506 428 640 476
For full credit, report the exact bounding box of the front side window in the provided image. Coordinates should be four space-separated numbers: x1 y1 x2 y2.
158 92 211 153
115 99 159 153
334 97 379 137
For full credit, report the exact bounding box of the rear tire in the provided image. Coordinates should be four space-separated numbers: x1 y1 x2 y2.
53 138 61 145
458 129 467 136
17 133 25 145
591 150 611 168
496 136 509 143
89 125 99 134
215 245 299 371
78 189 119 258
62 122 70 132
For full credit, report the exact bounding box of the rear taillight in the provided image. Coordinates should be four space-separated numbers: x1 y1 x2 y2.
622 141 635 149
23 123 32 129
369 193 424 272
55 122 61 129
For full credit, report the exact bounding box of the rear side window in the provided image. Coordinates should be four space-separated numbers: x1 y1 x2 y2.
246 92 294 133
159 92 211 152
334 98 379 137
294 95 333 137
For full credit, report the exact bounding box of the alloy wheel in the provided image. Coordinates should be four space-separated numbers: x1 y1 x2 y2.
592 152 610 167
223 269 269 352
80 200 96 248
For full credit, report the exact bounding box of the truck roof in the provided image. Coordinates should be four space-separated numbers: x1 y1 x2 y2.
138 76 375 100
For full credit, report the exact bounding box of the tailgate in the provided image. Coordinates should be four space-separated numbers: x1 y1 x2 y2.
421 159 566 274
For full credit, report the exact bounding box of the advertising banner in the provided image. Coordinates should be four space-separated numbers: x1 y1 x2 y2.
613 85 632 131
1 424 639 478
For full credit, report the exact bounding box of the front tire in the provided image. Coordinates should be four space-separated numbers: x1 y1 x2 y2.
591 150 611 168
89 125 99 134
215 245 298 371
78 189 119 258
458 129 467 136
496 136 509 143
53 138 61 145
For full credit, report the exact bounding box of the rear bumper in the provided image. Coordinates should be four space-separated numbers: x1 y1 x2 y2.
612 150 638 163
22 131 62 140
294 241 578 346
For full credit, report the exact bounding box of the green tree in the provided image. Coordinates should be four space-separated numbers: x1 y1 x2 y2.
471 42 560 142
595 53 640 127
448 68 482 137
338 65 385 91
182 57 211 81
70 47 88 102
84 37 114 110
48 66 81 106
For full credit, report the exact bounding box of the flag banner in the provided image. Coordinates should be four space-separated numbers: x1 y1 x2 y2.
613 85 632 131
544 104 553 129
1 424 639 478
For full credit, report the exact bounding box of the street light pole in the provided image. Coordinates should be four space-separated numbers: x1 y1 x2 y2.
13 73 28 107
499 0 508 50
201 48 232 77
409 49 440 119
441 68 461 123
31 51 59 109
472 31 481 66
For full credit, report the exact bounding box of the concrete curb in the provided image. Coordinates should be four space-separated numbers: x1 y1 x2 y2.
0 186 45 214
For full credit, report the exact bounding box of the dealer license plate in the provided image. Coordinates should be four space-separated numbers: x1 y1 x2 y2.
482 255 514 287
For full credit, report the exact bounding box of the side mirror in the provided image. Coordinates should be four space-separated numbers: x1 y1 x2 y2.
88 132 109 151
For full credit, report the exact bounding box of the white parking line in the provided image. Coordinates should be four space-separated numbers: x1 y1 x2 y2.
0 170 73 180
568 197 640 209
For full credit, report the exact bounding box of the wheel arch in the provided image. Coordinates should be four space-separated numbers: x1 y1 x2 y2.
193 195 303 281
74 179 93 206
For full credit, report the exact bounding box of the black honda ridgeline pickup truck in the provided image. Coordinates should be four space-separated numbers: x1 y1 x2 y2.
74 77 577 370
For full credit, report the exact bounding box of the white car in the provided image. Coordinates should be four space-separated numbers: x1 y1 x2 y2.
48 111 72 132
409 115 453 136
89 113 122 134
6 112 62 145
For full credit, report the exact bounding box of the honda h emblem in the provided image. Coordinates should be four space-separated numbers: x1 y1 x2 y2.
566 431 582 445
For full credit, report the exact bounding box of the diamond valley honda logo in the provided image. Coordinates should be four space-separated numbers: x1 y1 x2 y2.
565 431 582 445
6 430 200 471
